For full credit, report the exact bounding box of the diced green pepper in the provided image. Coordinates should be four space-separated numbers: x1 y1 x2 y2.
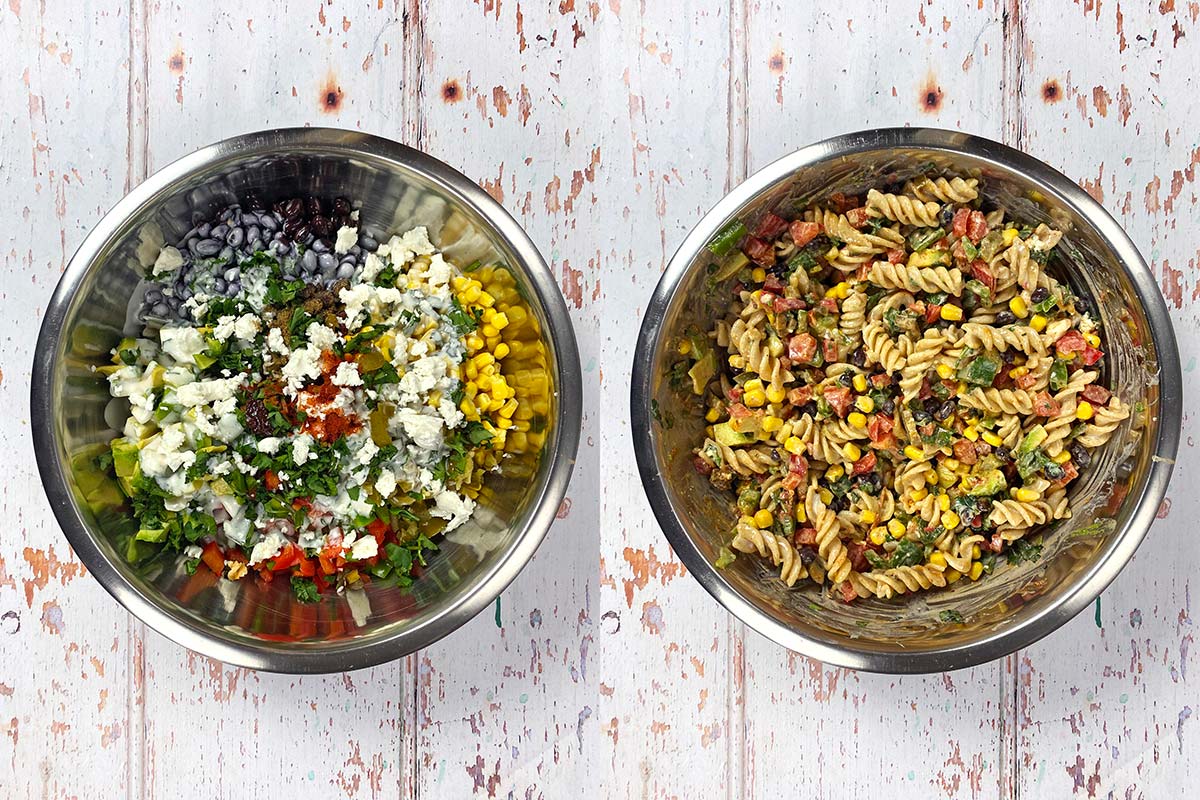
958 353 1002 387
707 220 748 257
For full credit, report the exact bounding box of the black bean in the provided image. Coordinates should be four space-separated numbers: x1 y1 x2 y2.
211 223 229 239
934 399 956 421
197 223 212 238
274 241 290 255
259 214 279 232
349 245 361 256
305 197 323 217
799 402 817 418
249 238 265 252
281 198 304 220
177 287 192 301
144 288 163 303
359 235 378 251
913 409 933 425
151 302 169 317
994 446 1013 463
995 310 1016 326
224 267 241 282
311 238 329 253
302 249 318 271
1075 296 1091 314
219 245 234 263
850 348 867 368
335 263 354 279
1069 443 1091 468
190 211 206 226
213 278 227 293
317 252 336 271
226 227 245 247
891 370 903 384
1031 287 1049 304
798 546 817 565
881 398 896 416
227 281 242 296
939 205 955 227
1001 350 1016 364
194 238 222 257
332 197 352 217
245 225 260 243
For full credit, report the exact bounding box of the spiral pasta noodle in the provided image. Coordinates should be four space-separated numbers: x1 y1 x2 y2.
685 173 1126 605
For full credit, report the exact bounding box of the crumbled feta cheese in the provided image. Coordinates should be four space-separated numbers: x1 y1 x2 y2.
348 536 378 561
432 490 476 532
183 291 212 323
248 531 287 566
159 327 207 365
282 343 323 395
360 252 387 283
233 313 261 342
183 545 203 559
394 408 444 450
212 315 237 342
424 253 452 288
152 245 185 276
139 424 196 477
175 376 243 407
307 322 338 351
334 225 359 255
215 414 243 441
257 437 283 455
267 327 289 356
374 469 397 498
386 226 435 266
292 433 315 465
332 361 363 388
225 514 252 545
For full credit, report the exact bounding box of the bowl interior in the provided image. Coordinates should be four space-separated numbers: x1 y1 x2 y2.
641 132 1177 670
42 132 571 669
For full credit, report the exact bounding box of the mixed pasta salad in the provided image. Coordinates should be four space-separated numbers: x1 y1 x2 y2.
101 196 540 603
683 176 1130 603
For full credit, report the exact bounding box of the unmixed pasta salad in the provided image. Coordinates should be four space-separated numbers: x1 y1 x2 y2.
683 176 1130 603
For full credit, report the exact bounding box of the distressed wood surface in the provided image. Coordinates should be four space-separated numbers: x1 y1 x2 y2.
1 0 1196 798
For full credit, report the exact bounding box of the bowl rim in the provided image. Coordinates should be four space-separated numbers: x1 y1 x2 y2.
630 127 1182 674
31 126 582 673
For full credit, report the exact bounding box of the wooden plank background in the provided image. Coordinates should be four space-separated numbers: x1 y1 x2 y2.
0 1 1194 797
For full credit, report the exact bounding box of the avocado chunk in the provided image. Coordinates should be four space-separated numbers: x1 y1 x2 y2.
963 468 1007 497
1017 425 1047 456
111 438 142 494
712 421 756 447
135 527 167 543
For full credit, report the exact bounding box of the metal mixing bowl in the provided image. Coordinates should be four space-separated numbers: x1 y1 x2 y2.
631 128 1181 673
32 128 581 673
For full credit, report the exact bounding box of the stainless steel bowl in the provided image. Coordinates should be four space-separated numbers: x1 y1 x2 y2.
32 128 581 673
631 128 1181 673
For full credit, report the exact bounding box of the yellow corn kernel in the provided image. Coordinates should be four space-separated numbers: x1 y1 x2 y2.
981 431 1003 447
941 511 960 530
1002 227 1019 246
940 304 963 321
751 290 763 303
1009 295 1029 319
963 426 979 442
1076 401 1095 420
1051 450 1072 464
794 505 807 523
767 337 785 358
451 276 469 291
824 246 841 263
969 562 984 581
971 545 982 560
743 378 764 393
847 411 868 429
761 416 783 433
935 363 955 380
465 362 479 380
1015 487 1041 502
481 324 499 338
739 515 757 530
705 407 721 423
728 355 746 369
1029 314 1048 332
855 395 875 413
473 352 496 368
499 399 519 419
766 385 787 404
860 509 877 525
836 282 851 299
459 397 477 417
852 373 869 393
461 284 482 304
1009 366 1029 379
819 488 834 505
784 436 804 455
478 291 496 308
887 519 906 539
753 508 774 529
946 569 963 584
842 442 862 462
903 445 926 461
911 486 929 502
956 380 968 396
496 416 514 429
869 527 888 546
1084 332 1101 348
929 551 947 568
938 493 952 512
482 307 498 324
492 312 510 330
825 464 845 481
676 339 692 356
475 392 491 409
926 470 940 485
751 267 767 283
493 343 511 360
466 334 485 352
943 457 960 471
743 389 767 408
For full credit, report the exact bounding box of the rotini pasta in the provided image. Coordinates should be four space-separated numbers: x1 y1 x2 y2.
684 174 1126 605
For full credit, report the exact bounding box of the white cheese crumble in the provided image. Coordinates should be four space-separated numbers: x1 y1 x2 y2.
374 469 397 499
292 433 316 465
307 322 338 351
257 437 283 455
248 531 287 566
281 343 323 395
334 225 359 255
348 536 378 561
432 490 476 533
233 313 261 342
152 245 185 276
159 327 206 365
267 327 289 356
332 361 363 388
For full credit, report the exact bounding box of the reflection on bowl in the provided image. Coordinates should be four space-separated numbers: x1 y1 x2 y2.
632 128 1180 673
33 128 581 673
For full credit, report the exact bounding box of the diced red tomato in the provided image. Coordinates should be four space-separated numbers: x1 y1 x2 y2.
838 580 858 603
870 373 893 388
951 208 971 239
1055 330 1087 355
993 368 1014 389
758 291 777 308
822 337 839 363
823 386 855 418
787 386 813 406
789 220 821 247
1014 372 1038 390
727 386 744 403
851 451 877 476
263 470 281 492
728 403 754 419
846 542 870 572
291 497 312 510
918 378 934 401
794 527 818 546
742 236 776 267
754 212 789 239
970 260 996 295
953 439 979 465
787 454 809 482
271 543 303 572
692 454 714 476
773 296 805 313
1050 459 1079 491
988 534 1005 553
867 413 894 444
781 472 804 491
829 192 859 213
201 541 225 575
1081 384 1111 405
966 210 988 243
1032 391 1061 417
886 248 906 264
762 275 786 294
788 333 817 363
924 304 943 325
1081 345 1104 366
819 297 839 314
313 571 329 594
296 557 316 577
845 207 870 229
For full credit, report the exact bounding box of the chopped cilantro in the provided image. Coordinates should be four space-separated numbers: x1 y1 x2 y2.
939 610 965 623
1006 538 1044 565
291 576 320 603
446 298 480 334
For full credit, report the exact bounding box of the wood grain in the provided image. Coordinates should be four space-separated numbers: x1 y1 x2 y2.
1 0 1196 797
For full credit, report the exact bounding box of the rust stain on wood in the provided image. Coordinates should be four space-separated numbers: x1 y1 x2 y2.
441 79 462 103
320 76 344 112
1042 79 1063 102
21 545 85 607
919 76 944 112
